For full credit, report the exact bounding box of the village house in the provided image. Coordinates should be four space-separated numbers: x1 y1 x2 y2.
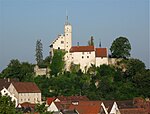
8 82 41 104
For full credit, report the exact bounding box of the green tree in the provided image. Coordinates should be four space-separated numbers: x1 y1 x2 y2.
110 37 131 58
1 59 34 81
35 40 43 66
35 102 53 114
50 50 65 76
0 94 22 114
125 58 145 77
88 36 94 46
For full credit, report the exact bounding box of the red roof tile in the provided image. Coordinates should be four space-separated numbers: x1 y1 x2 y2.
69 101 102 114
57 96 89 102
70 46 95 52
12 82 41 93
120 108 147 114
20 102 36 108
0 78 18 90
46 97 56 105
95 48 107 57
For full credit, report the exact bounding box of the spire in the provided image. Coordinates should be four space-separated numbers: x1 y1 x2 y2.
65 10 69 25
99 39 102 47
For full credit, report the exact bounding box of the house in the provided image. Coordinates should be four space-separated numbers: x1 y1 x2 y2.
8 82 41 104
50 18 109 72
69 101 107 114
46 96 89 113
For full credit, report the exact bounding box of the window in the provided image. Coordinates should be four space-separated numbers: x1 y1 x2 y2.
61 41 64 44
89 52 91 54
82 56 84 59
28 99 30 101
87 56 89 58
72 57 74 59
82 52 84 55
58 47 60 49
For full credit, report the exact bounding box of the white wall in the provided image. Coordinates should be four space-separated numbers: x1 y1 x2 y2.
96 57 108 67
8 83 41 104
68 51 96 71
47 102 59 112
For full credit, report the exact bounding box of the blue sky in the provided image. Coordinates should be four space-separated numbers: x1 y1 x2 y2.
0 0 149 71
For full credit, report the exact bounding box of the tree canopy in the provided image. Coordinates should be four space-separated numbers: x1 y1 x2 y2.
110 37 131 58
35 40 43 65
50 50 65 76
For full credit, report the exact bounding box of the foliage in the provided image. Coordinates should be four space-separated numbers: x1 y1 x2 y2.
110 37 131 58
35 102 53 114
35 40 43 65
38 56 51 68
50 50 65 76
70 63 80 73
0 59 34 81
0 94 22 114
88 36 94 46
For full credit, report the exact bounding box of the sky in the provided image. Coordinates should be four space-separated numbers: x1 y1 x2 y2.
0 0 149 71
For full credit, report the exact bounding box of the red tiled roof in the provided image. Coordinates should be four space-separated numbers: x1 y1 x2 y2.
57 96 89 102
46 97 56 105
120 108 147 114
12 82 41 93
0 78 18 91
95 48 107 57
70 46 95 52
69 101 102 114
20 102 36 108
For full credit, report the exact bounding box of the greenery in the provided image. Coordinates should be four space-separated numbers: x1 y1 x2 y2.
0 59 34 81
0 94 22 114
50 50 65 76
0 37 149 101
35 39 43 66
35 102 53 114
110 37 131 58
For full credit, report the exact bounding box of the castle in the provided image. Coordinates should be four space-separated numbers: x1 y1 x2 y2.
50 18 109 72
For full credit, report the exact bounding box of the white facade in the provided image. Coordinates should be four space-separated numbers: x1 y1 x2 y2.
47 101 59 112
69 51 96 71
96 57 108 67
8 83 41 104
110 102 121 114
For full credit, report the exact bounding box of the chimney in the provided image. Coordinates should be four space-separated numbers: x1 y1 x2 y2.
77 42 79 46
8 78 10 82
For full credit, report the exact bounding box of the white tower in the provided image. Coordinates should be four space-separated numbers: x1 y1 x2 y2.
64 16 72 53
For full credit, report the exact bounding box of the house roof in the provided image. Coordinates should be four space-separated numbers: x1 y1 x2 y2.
95 48 107 57
69 101 102 114
46 97 56 105
57 96 89 102
12 82 41 93
20 102 36 108
70 46 95 52
0 78 18 91
120 108 147 114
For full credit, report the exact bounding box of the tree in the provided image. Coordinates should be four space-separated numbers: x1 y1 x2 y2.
35 102 53 114
0 94 22 114
110 37 131 58
88 36 94 46
50 50 65 76
1 59 34 81
35 40 43 65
